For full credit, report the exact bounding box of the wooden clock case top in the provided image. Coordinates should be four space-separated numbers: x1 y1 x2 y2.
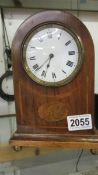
10 11 98 149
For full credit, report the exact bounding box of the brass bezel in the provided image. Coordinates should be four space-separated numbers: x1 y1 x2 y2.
22 23 84 87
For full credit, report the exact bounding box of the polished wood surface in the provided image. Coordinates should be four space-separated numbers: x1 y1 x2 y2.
10 11 96 148
10 140 98 149
0 143 60 162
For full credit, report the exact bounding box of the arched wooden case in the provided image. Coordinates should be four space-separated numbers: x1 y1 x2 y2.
10 11 98 149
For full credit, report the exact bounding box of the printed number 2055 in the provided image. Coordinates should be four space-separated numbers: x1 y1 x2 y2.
70 118 89 127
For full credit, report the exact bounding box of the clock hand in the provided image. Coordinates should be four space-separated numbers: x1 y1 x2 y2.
45 53 54 75
46 58 51 69
35 53 54 71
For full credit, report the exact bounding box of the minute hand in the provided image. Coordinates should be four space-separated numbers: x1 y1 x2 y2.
35 53 54 71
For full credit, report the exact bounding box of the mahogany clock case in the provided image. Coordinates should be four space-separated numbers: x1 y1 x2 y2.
95 94 98 129
10 11 97 148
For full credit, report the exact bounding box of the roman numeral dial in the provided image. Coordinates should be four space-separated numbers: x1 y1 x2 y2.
23 24 82 86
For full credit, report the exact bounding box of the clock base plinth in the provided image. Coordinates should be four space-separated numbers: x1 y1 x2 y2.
10 130 98 149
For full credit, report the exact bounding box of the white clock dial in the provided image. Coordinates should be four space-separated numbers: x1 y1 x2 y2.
23 24 83 86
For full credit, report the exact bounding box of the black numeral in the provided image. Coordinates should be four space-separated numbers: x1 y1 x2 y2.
41 70 46 77
70 119 75 127
52 72 56 79
65 40 71 46
30 56 36 60
68 51 75 55
33 64 39 70
66 61 74 67
71 119 79 127
70 118 90 127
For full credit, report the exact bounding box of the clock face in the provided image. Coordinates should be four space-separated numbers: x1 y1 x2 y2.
23 24 83 86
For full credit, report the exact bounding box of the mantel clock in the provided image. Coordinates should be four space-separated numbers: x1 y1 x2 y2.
10 11 98 149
